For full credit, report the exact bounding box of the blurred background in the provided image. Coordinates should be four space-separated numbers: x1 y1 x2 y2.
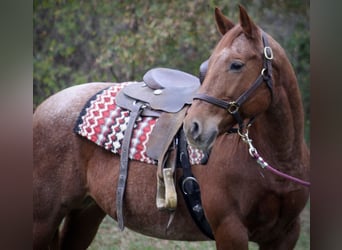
33 0 310 145
33 1 310 249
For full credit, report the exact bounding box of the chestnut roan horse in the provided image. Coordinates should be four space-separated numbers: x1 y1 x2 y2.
33 5 310 250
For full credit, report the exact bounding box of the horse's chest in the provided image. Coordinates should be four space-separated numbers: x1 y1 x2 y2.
247 188 307 241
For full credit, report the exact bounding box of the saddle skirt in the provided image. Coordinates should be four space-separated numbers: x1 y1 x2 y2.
74 82 204 165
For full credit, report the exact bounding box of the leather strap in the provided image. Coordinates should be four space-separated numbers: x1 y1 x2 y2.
152 108 188 211
146 106 188 161
116 101 145 231
178 128 214 239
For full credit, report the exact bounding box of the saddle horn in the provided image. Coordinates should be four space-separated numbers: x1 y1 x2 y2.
199 59 209 84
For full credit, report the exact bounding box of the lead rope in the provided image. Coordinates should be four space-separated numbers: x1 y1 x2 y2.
238 126 311 187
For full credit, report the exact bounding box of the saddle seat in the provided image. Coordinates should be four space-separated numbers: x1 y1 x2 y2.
143 67 200 91
116 68 200 113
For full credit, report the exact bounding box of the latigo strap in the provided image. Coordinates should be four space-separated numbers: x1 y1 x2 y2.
116 101 145 231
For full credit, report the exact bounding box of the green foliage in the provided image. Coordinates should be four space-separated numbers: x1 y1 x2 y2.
34 0 310 141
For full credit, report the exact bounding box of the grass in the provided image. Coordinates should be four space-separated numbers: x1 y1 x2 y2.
88 201 309 249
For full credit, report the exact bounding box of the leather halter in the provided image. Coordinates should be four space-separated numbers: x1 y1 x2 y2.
193 31 274 133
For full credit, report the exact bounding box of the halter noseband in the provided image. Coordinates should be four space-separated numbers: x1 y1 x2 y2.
193 31 274 133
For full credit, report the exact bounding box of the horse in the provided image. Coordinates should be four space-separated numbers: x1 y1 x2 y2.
33 5 310 250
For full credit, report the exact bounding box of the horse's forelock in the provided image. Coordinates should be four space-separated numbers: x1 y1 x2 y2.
212 26 262 62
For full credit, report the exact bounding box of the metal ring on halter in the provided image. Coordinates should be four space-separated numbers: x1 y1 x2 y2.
264 46 273 60
237 126 248 138
261 68 268 77
227 102 239 114
182 176 198 195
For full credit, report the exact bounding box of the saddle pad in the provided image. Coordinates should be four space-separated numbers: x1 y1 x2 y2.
74 82 204 165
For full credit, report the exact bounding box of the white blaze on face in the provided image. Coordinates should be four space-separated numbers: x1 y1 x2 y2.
214 35 248 69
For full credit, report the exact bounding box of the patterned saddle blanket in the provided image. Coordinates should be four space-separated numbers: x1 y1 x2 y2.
74 82 204 165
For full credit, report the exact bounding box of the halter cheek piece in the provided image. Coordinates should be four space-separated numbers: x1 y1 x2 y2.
194 31 274 133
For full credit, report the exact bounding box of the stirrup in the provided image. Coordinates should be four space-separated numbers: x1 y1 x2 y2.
156 176 166 210
163 168 177 210
156 168 177 210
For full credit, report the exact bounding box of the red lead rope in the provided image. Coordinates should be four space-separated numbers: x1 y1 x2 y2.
239 128 311 187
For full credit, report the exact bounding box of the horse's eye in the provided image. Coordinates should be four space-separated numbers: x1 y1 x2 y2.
229 61 244 71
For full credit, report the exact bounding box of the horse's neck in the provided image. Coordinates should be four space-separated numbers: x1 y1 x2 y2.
252 59 307 168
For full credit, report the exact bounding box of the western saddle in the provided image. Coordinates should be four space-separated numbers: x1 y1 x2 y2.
115 67 200 229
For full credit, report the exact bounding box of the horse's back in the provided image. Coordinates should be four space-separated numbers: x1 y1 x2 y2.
33 82 116 164
33 82 117 191
34 82 115 122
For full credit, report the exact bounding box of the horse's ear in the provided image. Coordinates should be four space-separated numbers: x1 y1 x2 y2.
239 5 258 39
214 7 235 35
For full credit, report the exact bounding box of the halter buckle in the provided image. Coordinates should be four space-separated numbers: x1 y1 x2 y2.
227 102 239 114
264 46 273 60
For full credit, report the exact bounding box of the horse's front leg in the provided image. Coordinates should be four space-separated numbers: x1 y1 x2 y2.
259 218 300 250
213 215 249 250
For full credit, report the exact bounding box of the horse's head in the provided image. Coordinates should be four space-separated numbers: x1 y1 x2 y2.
184 5 274 150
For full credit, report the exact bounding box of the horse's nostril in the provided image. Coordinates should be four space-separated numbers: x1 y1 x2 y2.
190 121 201 140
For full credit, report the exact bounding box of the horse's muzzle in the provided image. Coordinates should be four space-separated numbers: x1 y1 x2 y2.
183 118 218 151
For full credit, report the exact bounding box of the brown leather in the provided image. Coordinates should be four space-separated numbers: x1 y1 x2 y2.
118 68 199 113
143 67 200 90
199 59 209 84
156 131 178 210
146 106 188 161
156 146 178 210
115 68 198 211
115 88 161 117
116 102 145 231
150 107 188 211
120 82 196 113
